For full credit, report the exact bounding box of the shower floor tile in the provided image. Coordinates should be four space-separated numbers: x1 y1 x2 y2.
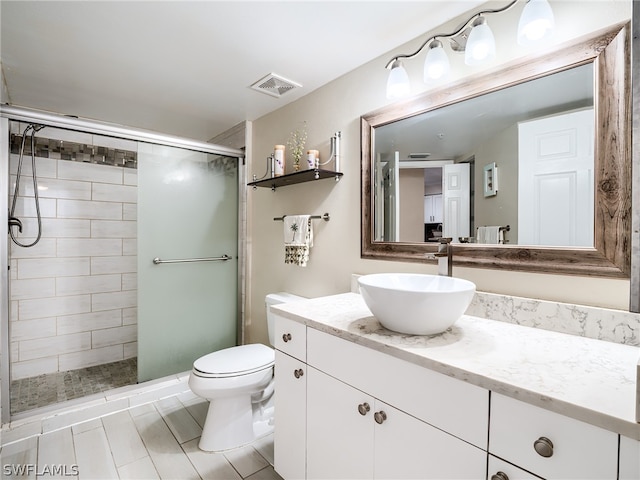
10 357 137 415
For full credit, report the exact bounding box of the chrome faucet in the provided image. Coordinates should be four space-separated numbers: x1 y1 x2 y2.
426 237 453 276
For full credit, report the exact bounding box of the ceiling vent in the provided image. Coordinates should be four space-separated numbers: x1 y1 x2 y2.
250 73 301 98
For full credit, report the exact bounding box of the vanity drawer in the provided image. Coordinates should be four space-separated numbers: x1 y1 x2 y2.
489 393 618 479
307 327 489 449
273 314 306 361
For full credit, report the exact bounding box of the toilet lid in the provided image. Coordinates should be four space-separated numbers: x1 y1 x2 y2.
193 344 274 377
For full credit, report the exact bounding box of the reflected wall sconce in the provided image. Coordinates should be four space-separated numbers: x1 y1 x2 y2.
385 0 555 99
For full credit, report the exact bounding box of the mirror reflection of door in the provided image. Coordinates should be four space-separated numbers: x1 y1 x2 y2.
376 158 472 243
443 163 471 243
424 168 443 243
374 151 400 241
518 108 594 246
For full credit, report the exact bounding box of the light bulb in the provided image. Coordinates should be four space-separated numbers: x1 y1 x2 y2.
386 60 410 99
424 40 450 82
465 17 496 66
518 0 555 45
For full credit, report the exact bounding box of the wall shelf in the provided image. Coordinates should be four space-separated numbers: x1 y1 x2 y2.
248 168 343 191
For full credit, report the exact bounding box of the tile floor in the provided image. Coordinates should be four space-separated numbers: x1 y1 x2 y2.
1 390 282 480
10 359 138 415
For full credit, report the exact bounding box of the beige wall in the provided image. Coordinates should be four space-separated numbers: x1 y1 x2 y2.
246 0 632 345
473 124 519 242
399 169 425 243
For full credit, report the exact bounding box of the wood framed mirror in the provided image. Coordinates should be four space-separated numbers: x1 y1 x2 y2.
361 22 630 278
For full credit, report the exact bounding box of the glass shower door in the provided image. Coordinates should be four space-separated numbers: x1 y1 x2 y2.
137 143 238 382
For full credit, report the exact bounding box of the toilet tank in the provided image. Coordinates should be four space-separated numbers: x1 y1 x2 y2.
265 292 305 346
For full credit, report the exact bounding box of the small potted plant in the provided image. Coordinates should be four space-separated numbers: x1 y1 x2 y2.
287 121 307 171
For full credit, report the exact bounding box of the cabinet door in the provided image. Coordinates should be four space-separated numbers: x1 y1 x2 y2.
619 435 640 480
307 367 374 479
424 194 443 223
374 400 486 479
424 195 433 223
274 351 307 480
432 194 443 223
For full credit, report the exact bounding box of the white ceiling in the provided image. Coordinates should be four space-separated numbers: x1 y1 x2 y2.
0 0 485 142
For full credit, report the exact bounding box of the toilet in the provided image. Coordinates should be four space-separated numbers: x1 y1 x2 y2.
188 292 304 452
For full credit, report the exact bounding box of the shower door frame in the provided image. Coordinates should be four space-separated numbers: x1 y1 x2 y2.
0 105 247 425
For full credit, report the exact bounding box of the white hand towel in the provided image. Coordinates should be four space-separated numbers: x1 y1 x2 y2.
477 226 502 244
283 215 313 266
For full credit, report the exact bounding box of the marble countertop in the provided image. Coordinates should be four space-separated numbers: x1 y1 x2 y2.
271 292 640 440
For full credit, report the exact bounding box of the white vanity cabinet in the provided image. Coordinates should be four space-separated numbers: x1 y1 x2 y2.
619 435 640 480
272 293 640 480
273 317 307 480
489 393 618 479
307 366 485 479
305 327 487 479
424 194 443 223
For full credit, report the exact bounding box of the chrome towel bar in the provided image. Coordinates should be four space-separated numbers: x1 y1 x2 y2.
273 213 330 222
152 254 232 265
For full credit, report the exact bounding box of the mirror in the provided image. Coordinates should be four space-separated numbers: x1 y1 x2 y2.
374 63 594 247
361 23 630 278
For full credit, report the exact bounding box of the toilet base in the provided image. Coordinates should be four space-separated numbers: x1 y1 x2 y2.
199 396 255 452
197 393 275 452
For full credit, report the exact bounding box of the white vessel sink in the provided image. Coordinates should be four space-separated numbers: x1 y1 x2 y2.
357 273 476 335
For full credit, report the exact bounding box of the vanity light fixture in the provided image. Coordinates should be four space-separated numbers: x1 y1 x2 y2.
423 40 450 82
518 0 555 44
385 0 554 99
464 16 496 66
386 59 411 100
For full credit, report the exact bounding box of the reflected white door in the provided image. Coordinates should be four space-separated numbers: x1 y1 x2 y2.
374 153 385 241
387 152 400 241
374 152 400 242
518 109 594 246
443 163 470 242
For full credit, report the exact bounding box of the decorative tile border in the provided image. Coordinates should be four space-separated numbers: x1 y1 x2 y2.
10 134 137 169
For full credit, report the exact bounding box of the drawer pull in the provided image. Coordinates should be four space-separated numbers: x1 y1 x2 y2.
293 368 304 379
282 333 292 342
374 411 387 424
491 473 509 480
357 402 371 416
533 436 554 458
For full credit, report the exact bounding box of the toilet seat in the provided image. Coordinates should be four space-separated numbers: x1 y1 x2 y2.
193 344 274 378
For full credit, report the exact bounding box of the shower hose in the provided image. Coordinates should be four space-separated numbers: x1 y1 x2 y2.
8 123 44 248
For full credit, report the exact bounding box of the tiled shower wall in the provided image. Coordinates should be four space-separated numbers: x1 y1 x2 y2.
8 125 138 380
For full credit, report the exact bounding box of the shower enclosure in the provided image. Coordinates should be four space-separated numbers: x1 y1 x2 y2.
0 107 245 423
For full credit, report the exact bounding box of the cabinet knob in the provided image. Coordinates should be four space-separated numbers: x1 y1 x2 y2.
533 436 554 458
357 403 371 416
491 472 509 480
293 368 304 379
282 333 292 342
374 411 387 424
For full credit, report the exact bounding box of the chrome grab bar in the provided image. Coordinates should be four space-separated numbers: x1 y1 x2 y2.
152 254 232 265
